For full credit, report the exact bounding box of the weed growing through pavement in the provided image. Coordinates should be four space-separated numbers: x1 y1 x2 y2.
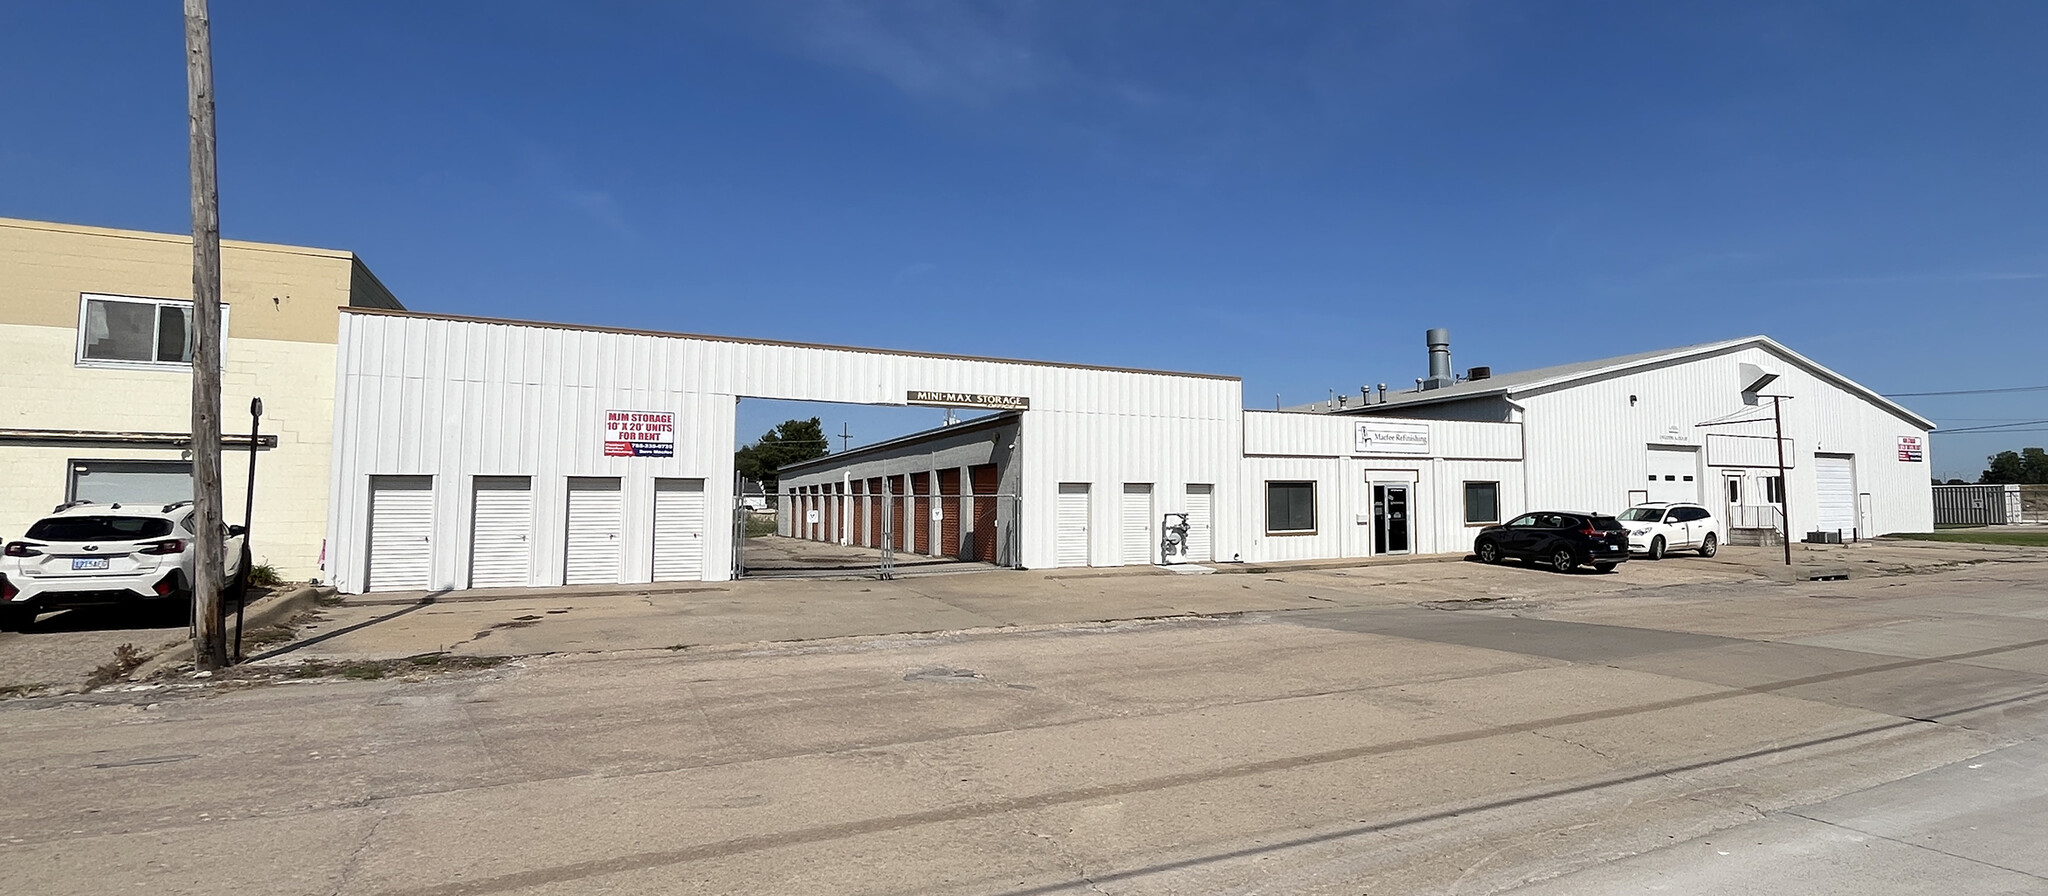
84 643 148 690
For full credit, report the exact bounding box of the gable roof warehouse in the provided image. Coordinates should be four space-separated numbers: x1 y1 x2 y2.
1348 335 1934 431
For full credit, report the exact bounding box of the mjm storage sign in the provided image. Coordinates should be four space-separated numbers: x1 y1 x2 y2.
604 410 675 457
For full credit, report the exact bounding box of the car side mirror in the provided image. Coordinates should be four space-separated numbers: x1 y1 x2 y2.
227 524 247 537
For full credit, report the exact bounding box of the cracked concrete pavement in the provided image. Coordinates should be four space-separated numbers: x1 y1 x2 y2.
1 539 2045 894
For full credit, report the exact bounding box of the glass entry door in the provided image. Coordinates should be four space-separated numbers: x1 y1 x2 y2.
1373 484 1411 554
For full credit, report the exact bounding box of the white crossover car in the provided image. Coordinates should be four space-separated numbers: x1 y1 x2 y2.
0 501 249 632
1617 502 1721 560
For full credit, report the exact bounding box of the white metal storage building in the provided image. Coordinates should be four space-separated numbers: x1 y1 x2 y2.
324 309 1244 592
1344 335 1935 541
324 310 1936 595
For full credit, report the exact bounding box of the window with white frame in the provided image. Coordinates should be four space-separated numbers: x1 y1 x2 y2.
76 294 227 368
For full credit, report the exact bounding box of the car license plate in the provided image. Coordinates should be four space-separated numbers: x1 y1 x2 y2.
71 558 110 571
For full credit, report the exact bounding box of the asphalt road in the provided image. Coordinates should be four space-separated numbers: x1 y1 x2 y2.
1 552 2044 895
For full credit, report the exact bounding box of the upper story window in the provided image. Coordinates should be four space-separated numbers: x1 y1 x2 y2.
75 294 228 369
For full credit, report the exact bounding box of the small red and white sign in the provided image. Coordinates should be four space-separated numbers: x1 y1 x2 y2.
1897 435 1924 462
604 410 675 457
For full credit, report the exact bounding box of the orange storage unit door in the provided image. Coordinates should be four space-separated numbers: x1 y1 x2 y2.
889 477 907 551
911 473 933 555
868 477 884 547
938 469 962 558
970 464 999 563
851 482 865 547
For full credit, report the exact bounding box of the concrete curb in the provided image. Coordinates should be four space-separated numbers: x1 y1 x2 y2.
129 583 332 680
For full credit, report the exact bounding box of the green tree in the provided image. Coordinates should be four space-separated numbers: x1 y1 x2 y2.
735 417 829 490
1980 447 2048 484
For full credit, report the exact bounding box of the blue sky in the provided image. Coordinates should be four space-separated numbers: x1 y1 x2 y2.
4 1 2043 479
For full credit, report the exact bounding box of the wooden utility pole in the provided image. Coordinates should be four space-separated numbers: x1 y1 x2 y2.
186 0 228 670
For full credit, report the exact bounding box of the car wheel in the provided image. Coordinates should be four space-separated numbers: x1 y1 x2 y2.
1647 536 1665 561
1592 563 1617 573
0 607 33 633
1476 540 1501 564
1550 548 1577 573
1698 533 1718 558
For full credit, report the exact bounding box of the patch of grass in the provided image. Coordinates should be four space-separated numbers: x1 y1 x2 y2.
239 624 299 649
247 562 284 588
267 654 505 683
84 643 149 690
1889 531 2048 547
745 515 778 537
0 682 51 700
340 664 386 680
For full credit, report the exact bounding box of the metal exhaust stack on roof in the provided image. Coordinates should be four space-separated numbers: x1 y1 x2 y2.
1422 328 1455 391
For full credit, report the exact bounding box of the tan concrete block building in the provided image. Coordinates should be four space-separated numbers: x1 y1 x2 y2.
0 217 403 579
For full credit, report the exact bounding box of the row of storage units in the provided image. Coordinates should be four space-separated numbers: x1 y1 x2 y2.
361 474 709 592
783 464 1004 561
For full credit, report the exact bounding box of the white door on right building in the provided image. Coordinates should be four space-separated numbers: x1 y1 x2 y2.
651 478 706 582
1646 446 1703 505
1184 484 1214 562
1121 484 1154 566
1814 454 1858 536
1056 483 1091 567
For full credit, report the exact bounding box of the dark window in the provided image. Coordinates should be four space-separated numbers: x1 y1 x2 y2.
1265 481 1316 533
1589 516 1622 530
78 295 224 366
1727 479 1741 503
25 516 174 541
1681 507 1711 522
1463 481 1500 524
1763 476 1785 504
1508 514 1539 528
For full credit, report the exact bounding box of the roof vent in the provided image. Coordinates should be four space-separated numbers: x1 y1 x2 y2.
1422 328 1455 391
1468 366 1491 381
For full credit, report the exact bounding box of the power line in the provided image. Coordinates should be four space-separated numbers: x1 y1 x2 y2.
1930 419 2048 434
1885 384 2048 397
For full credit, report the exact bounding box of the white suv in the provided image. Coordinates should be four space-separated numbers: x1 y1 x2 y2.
0 501 249 632
1618 502 1721 560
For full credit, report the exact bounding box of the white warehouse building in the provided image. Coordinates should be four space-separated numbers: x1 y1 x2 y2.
1339 333 1935 542
323 310 1933 594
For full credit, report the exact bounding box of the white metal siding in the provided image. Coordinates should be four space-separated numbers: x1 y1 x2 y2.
468 477 532 588
1515 344 1931 537
366 476 433 592
563 478 623 585
327 312 1244 592
1121 484 1154 565
1056 483 1091 568
1185 484 1214 562
1815 455 1857 535
652 478 706 582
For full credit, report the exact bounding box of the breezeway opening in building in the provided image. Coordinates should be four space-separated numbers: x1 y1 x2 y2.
733 397 1023 580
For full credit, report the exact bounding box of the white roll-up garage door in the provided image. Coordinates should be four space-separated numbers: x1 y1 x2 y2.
366 476 434 592
564 477 624 585
1815 455 1858 536
1185 484 1214 562
468 477 532 588
1121 483 1154 566
1056 483 1091 568
1646 446 1703 505
652 478 706 582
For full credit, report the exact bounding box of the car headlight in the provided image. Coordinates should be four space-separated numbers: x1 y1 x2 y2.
1631 527 1651 536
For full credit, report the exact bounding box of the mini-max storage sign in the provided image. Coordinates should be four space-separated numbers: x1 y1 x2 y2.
906 391 1030 411
603 410 675 457
1356 421 1431 455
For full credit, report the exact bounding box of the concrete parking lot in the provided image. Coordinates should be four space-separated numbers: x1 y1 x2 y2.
1 538 2044 894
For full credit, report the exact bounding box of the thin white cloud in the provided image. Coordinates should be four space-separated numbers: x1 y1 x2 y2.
786 1 1057 105
891 261 938 285
560 189 636 241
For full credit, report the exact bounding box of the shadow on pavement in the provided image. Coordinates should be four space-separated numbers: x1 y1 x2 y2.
248 590 449 661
